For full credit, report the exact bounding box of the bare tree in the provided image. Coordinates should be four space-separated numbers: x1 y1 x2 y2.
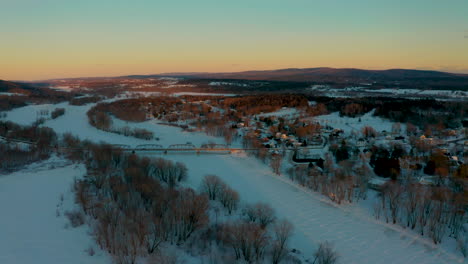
220 221 269 263
271 219 294 264
244 203 276 229
313 241 339 264
382 181 403 224
201 175 224 200
362 126 377 138
271 153 283 175
219 185 240 214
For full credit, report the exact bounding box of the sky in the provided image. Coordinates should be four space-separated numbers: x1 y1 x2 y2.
1 0 468 80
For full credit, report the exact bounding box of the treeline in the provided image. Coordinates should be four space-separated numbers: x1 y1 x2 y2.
287 155 371 204
375 181 467 246
307 96 465 129
89 97 183 123
51 108 65 119
0 121 57 172
286 137 467 254
53 133 308 263
65 142 307 264
87 106 154 140
0 96 28 111
222 94 309 116
0 121 57 149
69 96 103 106
0 87 72 111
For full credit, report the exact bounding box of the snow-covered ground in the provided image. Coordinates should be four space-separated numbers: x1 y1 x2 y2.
0 92 26 96
171 92 237 97
50 85 75 92
0 157 109 264
257 107 300 118
4 101 228 147
365 88 468 98
311 110 406 136
3 101 465 264
4 103 59 126
150 152 465 264
120 91 237 98
308 86 467 101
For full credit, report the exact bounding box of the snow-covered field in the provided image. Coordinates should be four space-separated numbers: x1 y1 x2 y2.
257 107 300 118
0 92 26 96
0 157 109 264
120 91 238 98
3 103 60 125
311 110 406 135
308 86 467 101
2 101 465 264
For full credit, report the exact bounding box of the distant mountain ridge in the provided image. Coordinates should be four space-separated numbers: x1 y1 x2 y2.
0 80 61 95
34 67 468 91
0 80 36 94
153 67 468 82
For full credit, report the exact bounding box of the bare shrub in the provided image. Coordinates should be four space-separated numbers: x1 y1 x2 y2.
244 203 276 229
85 246 96 256
147 251 178 264
201 175 224 200
65 210 85 228
201 175 239 214
271 219 294 264
313 241 339 264
219 221 270 262
51 108 65 119
457 233 467 258
219 185 240 214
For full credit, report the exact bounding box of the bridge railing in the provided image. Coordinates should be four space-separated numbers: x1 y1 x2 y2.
200 143 229 149
135 144 164 150
167 143 196 150
111 144 132 149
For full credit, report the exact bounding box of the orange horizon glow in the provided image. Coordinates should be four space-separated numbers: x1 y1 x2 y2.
2 0 467 81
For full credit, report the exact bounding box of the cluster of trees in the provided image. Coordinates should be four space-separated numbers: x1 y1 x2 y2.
305 103 328 117
0 96 28 111
87 108 113 130
369 145 405 180
306 96 465 129
0 142 47 172
73 146 207 263
341 103 365 117
288 156 371 204
89 97 183 123
375 181 467 245
0 121 57 150
242 131 286 173
222 94 309 116
0 81 73 111
201 175 239 214
112 126 154 140
87 108 154 140
69 96 102 106
0 121 57 172
61 141 302 264
51 108 65 119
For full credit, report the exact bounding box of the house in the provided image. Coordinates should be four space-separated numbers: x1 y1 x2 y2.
356 138 366 147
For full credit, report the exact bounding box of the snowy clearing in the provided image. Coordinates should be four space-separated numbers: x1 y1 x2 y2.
0 157 109 264
311 110 406 135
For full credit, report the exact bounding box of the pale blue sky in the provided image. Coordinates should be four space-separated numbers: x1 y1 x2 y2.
1 0 467 80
